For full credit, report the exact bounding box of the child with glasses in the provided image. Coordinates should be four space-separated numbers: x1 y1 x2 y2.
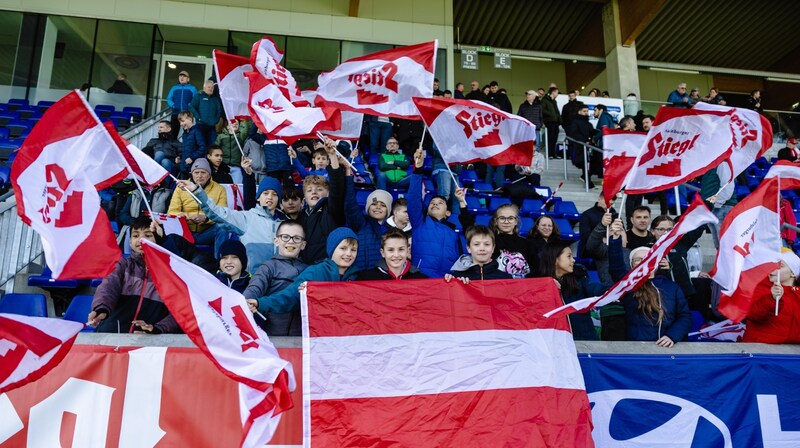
244 220 308 336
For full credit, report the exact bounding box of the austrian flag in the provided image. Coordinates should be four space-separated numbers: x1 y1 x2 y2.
413 96 535 166
601 128 646 208
301 279 594 447
213 50 253 122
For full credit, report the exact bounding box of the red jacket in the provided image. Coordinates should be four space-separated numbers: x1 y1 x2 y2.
744 285 800 344
780 198 796 245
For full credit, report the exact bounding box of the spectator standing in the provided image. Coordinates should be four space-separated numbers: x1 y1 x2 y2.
189 80 223 147
487 81 512 113
177 111 206 176
541 87 561 159
666 83 689 108
465 80 489 103
561 90 581 130
747 89 764 114
167 71 197 138
454 82 465 99
107 73 133 94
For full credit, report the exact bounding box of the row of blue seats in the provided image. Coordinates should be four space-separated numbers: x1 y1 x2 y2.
0 99 142 118
0 293 94 331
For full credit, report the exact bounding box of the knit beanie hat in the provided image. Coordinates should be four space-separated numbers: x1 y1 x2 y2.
365 189 393 215
256 176 282 200
780 247 800 277
218 239 248 270
191 158 211 174
326 227 358 258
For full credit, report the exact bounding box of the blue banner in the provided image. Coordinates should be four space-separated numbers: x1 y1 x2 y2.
579 354 800 447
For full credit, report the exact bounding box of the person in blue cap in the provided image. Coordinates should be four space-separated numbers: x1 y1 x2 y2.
249 227 359 316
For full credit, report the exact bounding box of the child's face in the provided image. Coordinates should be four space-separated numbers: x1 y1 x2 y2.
331 240 358 270
275 225 306 258
281 196 304 216
367 201 388 221
258 189 279 211
467 234 495 265
312 153 329 170
427 197 449 221
304 183 329 208
219 255 242 278
380 237 408 271
130 227 156 254
207 149 223 167
393 205 409 227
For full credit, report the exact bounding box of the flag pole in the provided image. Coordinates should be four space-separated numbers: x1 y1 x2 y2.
316 131 359 173
776 174 782 316
419 123 461 190
171 174 202 204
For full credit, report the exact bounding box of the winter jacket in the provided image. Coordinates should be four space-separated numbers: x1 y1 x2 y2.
386 215 412 238
119 187 172 226
459 209 538 278
168 180 227 233
196 185 280 272
344 177 387 271
579 204 617 258
744 285 800 344
667 89 689 108
215 271 251 293
608 236 692 343
408 171 461 278
541 95 561 124
264 140 292 173
256 258 359 314
167 83 197 114
189 91 222 127
594 111 616 146
357 260 428 280
216 126 247 167
292 157 329 180
92 252 180 334
561 99 581 129
299 166 346 265
518 100 543 129
567 115 596 168
585 222 613 285
181 125 207 162
488 92 512 113
210 162 234 185
244 255 308 336
145 135 181 159
243 138 268 179
558 265 603 341
449 256 512 280
378 151 410 183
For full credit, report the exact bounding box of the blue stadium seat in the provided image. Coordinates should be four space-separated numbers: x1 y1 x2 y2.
734 185 751 201
459 170 478 186
355 189 371 207
520 198 545 217
465 195 487 214
0 166 9 185
63 294 94 331
447 214 462 230
368 154 379 169
423 179 436 194
755 156 769 169
15 108 36 120
6 99 29 112
94 104 115 119
554 218 578 241
36 100 55 113
519 216 534 236
0 128 8 140
555 200 581 221
687 311 707 342
109 112 132 130
473 181 493 192
475 214 491 226
0 145 15 162
28 265 80 289
0 293 47 317
488 197 511 213
0 113 15 127
6 119 30 139
586 270 600 284
422 156 433 173
122 106 143 122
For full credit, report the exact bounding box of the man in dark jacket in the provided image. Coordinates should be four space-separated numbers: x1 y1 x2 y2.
465 80 489 103
487 81 512 113
177 111 207 176
189 80 223 146
566 104 595 184
541 87 561 159
561 90 581 129
517 90 543 130
107 73 133 94
244 220 308 336
144 120 181 174
578 193 618 259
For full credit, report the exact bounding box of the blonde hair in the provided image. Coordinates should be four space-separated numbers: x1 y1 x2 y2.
303 175 329 190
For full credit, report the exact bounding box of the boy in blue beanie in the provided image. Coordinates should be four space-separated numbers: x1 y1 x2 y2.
177 174 284 272
249 227 359 316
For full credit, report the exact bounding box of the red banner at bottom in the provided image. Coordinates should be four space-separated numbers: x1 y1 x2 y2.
0 345 302 447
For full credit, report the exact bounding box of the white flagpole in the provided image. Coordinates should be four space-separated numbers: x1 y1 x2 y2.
421 123 461 191
776 174 782 316
171 174 202 204
316 131 359 173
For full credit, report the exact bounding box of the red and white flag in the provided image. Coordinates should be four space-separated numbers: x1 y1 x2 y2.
545 197 718 318
689 319 746 342
624 107 734 194
301 89 364 140
247 73 341 143
11 91 122 279
147 212 194 243
413 96 535 166
693 102 773 185
213 50 254 123
0 314 83 394
710 178 782 322
250 37 308 107
221 183 245 211
302 279 594 447
601 128 646 208
315 41 437 119
104 122 169 186
140 240 294 447
765 160 800 189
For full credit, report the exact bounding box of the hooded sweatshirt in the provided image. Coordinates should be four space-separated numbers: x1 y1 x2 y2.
449 255 512 280
357 260 428 280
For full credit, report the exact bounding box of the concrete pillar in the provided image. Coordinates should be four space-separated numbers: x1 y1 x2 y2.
602 0 640 99
37 17 58 89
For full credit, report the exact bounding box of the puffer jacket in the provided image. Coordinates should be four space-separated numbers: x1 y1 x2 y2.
189 91 222 127
264 140 292 173
167 83 196 113
299 166 346 265
144 136 181 159
558 265 604 341
168 180 227 233
181 125 207 162
256 258 359 314
449 256 512 280
244 255 308 336
216 125 247 167
92 252 180 334
408 171 461 278
196 186 280 272
378 152 410 183
344 176 387 271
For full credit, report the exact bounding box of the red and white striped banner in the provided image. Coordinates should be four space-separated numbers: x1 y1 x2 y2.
146 212 194 243
765 160 800 190
601 128 646 208
301 279 594 447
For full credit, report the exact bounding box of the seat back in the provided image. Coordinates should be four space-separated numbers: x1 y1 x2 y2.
0 293 48 317
64 295 94 327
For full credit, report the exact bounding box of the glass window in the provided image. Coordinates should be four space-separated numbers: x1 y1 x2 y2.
284 36 340 90
89 20 153 110
29 16 96 103
229 32 285 58
341 41 392 61
0 11 24 101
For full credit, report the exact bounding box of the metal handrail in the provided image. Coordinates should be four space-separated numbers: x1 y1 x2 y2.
564 135 604 192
